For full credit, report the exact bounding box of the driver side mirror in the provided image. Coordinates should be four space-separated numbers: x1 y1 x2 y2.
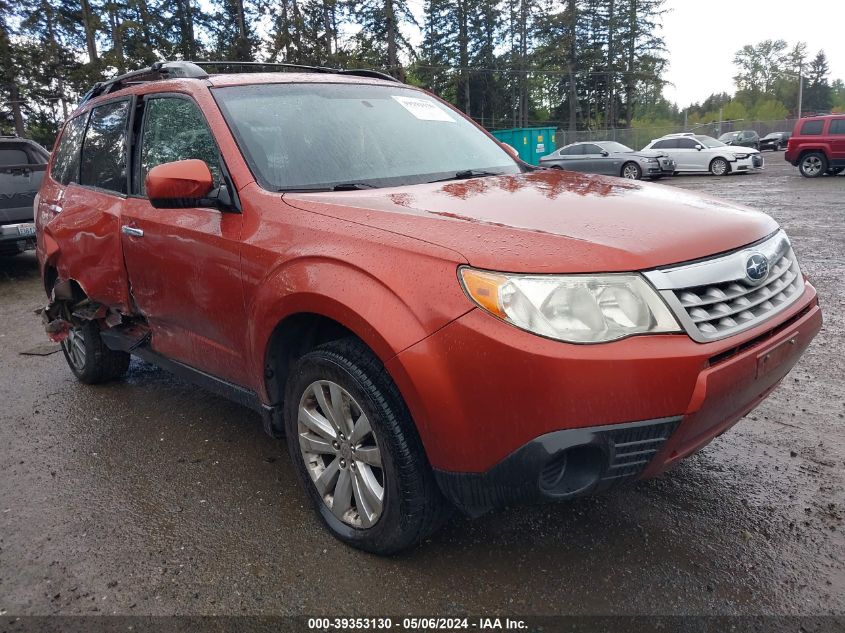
500 143 520 160
600 150 609 157
695 145 704 151
146 159 236 211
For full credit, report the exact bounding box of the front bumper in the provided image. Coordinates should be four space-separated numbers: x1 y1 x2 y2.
659 158 676 174
646 161 675 177
733 154 764 172
0 222 36 254
387 283 821 514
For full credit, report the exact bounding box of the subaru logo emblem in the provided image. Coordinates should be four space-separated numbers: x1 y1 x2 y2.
745 253 769 283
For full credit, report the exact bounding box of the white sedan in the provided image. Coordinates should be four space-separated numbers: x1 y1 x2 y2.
642 134 763 176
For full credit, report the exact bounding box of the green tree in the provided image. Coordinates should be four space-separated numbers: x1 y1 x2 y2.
349 0 418 79
831 79 845 112
803 50 831 113
752 99 788 121
733 39 787 96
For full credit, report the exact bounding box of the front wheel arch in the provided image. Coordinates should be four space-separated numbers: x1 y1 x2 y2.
620 161 642 180
709 156 731 176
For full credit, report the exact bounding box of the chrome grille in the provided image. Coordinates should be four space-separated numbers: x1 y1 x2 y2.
643 230 804 342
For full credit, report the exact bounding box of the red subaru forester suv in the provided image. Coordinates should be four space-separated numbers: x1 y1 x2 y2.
36 62 822 554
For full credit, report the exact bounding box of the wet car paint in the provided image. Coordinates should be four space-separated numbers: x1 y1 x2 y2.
283 170 779 274
2 159 843 616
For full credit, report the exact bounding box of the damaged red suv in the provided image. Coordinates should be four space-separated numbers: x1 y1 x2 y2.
36 61 822 554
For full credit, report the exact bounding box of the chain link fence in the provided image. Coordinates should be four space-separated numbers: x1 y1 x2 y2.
554 119 798 151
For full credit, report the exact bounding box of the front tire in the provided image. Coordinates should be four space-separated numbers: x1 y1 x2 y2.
61 321 130 384
710 157 730 176
799 152 827 178
284 338 447 554
621 162 642 180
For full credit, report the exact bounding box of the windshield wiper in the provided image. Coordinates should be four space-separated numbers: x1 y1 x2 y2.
277 182 378 193
331 182 378 191
427 169 503 184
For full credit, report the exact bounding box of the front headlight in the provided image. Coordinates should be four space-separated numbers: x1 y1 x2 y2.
735 153 750 159
643 157 659 164
459 268 681 343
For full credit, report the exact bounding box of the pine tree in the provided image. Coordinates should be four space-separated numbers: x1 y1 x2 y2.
349 0 417 79
804 50 831 113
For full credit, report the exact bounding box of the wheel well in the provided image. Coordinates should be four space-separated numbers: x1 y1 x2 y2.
798 149 827 160
43 266 58 297
264 313 358 405
621 160 639 174
43 267 86 303
710 156 731 172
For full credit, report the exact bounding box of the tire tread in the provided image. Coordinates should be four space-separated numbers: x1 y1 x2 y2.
285 337 449 554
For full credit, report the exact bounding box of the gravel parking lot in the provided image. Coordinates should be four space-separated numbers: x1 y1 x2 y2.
0 157 842 623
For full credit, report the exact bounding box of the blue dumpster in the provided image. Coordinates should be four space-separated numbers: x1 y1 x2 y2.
491 127 557 165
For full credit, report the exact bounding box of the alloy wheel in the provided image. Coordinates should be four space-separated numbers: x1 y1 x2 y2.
711 159 728 176
802 156 822 177
63 327 86 371
622 163 640 179
297 380 384 528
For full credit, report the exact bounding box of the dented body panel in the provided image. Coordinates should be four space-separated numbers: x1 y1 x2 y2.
37 181 132 312
121 197 250 386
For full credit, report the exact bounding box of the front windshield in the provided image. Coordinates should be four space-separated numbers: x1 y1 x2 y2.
213 82 520 190
718 132 739 141
762 133 779 139
696 135 727 148
598 141 634 153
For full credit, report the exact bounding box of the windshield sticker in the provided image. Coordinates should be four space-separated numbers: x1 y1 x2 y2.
392 96 456 122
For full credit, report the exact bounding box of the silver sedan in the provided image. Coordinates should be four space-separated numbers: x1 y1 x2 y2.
539 141 676 180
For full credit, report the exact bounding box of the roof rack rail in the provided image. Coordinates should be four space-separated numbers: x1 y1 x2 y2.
78 59 402 106
188 60 401 83
80 61 208 105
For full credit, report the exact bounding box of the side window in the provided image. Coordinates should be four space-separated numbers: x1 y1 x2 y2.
139 97 220 195
583 144 603 154
0 148 27 165
677 138 698 149
830 119 845 135
51 114 89 185
80 101 130 193
560 145 583 156
800 120 824 135
653 140 675 149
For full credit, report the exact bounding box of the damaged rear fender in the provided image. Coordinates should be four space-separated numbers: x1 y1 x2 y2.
39 278 123 343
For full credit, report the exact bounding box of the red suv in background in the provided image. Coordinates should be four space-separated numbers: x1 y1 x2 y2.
785 114 845 177
36 62 822 554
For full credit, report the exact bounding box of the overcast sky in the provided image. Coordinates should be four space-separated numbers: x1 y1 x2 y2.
660 0 845 107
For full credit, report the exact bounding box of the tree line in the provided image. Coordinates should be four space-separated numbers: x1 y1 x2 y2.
1 0 670 146
682 40 844 129
1 1 842 149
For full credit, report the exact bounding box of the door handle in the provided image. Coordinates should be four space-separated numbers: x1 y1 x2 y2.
121 226 144 238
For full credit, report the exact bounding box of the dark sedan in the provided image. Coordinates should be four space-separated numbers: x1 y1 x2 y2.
538 141 675 180
759 132 790 151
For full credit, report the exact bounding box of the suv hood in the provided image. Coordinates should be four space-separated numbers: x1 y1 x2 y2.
283 170 778 273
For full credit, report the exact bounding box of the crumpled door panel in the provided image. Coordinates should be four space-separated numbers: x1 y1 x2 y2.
42 183 132 313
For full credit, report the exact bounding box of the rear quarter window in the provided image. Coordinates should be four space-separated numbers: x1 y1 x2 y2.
51 114 89 185
0 148 28 166
80 100 130 194
800 120 824 135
